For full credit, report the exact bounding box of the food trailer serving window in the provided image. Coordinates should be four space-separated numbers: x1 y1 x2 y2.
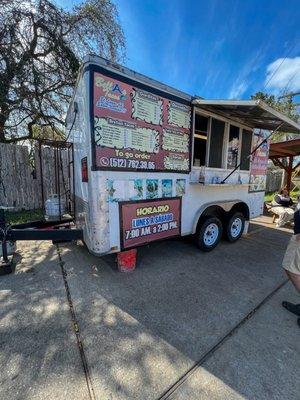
192 113 252 171
192 99 300 172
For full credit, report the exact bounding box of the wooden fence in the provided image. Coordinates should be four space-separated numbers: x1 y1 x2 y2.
0 142 286 211
0 143 70 211
265 169 283 193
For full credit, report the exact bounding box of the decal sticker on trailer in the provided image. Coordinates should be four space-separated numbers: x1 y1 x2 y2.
92 70 191 172
249 129 270 192
81 157 88 182
119 197 181 250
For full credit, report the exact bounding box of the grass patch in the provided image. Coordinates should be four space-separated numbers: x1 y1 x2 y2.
290 188 300 201
4 209 44 225
265 188 300 203
264 192 275 202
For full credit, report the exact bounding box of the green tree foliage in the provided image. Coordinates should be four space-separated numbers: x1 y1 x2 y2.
32 124 65 141
0 0 125 143
251 91 300 141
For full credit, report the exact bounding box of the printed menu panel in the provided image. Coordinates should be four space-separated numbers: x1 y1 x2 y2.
164 154 189 171
93 71 191 172
162 128 189 153
131 89 163 125
95 117 159 153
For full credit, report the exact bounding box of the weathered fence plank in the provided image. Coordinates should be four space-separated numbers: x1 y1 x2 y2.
0 143 70 211
265 169 283 193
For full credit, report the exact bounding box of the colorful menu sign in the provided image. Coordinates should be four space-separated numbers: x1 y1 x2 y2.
249 129 270 192
92 71 191 172
119 198 181 249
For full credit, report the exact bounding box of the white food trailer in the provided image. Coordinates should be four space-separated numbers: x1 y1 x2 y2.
66 55 300 256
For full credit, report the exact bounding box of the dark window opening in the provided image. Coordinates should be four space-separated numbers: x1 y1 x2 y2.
227 125 240 169
193 114 208 167
208 118 225 168
240 129 253 170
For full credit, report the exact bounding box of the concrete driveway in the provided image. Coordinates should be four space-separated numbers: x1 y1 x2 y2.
0 216 299 400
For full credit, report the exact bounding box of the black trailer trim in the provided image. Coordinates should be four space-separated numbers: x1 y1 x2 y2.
12 218 74 230
2 228 83 242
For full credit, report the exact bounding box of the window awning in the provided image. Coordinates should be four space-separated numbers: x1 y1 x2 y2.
192 99 300 133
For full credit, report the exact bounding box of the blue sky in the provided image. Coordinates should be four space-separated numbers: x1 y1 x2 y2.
60 0 300 100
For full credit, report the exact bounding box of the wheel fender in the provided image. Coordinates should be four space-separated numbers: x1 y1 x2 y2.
192 199 247 234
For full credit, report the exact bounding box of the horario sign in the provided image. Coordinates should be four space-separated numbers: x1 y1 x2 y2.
119 197 181 249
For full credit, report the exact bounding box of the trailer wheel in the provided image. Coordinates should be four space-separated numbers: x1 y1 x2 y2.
195 217 223 251
225 212 245 242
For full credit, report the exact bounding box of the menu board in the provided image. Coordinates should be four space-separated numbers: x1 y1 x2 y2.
92 71 191 172
167 102 191 129
249 129 270 192
119 197 181 249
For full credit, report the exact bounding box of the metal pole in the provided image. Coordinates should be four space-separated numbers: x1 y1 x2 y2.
54 145 58 195
71 143 75 218
39 141 45 212
286 156 293 193
67 145 71 215
57 146 61 221
278 91 300 99
0 209 8 264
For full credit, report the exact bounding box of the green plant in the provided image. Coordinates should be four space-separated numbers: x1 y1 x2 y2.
4 209 43 225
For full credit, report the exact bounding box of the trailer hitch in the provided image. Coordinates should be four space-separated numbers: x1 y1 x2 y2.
0 209 13 275
0 209 83 275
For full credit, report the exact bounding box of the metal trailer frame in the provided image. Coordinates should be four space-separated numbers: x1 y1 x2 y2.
0 208 82 274
0 140 81 275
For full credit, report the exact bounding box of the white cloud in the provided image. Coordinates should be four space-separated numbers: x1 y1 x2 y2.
227 47 266 99
228 81 248 99
265 57 300 92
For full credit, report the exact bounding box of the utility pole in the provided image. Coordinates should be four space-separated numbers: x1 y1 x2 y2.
278 92 300 106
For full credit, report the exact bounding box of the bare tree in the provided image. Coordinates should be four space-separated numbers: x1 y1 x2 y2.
0 0 125 143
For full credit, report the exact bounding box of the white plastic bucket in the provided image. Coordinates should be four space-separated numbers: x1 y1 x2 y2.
45 194 65 218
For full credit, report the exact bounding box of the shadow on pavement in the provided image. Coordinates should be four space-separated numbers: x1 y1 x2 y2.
54 219 298 399
0 219 298 400
0 241 90 400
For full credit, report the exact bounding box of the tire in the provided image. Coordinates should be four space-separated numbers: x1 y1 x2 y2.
195 217 223 252
225 212 245 242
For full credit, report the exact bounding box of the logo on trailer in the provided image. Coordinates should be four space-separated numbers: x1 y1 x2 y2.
95 75 127 113
111 83 127 101
95 76 127 101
